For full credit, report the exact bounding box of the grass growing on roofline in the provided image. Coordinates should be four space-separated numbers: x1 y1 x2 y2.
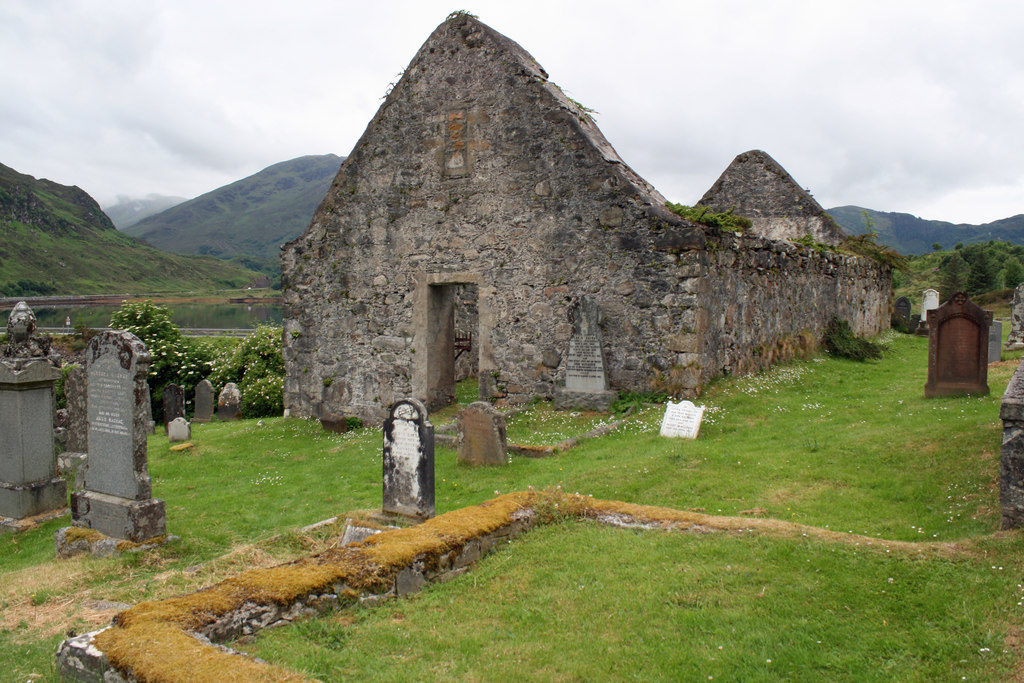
1 330 1022 680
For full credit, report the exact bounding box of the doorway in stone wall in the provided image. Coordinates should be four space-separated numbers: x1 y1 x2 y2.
415 275 482 412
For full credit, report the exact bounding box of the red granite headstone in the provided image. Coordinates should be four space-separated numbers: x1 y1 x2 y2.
924 292 992 397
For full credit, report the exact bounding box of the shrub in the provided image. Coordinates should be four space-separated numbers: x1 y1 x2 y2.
823 318 884 361
665 202 752 232
208 325 285 418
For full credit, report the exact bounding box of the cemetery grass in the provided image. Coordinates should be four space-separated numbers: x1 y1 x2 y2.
2 332 1024 679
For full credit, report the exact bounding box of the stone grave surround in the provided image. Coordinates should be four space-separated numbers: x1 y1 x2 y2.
71 330 166 542
924 292 991 398
279 13 892 426
381 398 435 519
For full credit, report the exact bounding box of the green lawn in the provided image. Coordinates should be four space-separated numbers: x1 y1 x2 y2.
3 331 1023 681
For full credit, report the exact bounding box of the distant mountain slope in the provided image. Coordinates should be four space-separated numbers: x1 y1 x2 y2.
0 162 259 295
828 205 1024 255
104 194 187 229
123 154 344 260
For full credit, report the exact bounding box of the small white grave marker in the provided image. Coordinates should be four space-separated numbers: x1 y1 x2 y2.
659 400 705 439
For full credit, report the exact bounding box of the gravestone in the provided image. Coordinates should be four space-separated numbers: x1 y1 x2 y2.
1000 361 1024 528
0 303 67 526
64 366 88 454
319 411 349 434
70 331 166 541
162 383 184 429
659 400 706 439
553 296 618 411
457 401 508 466
894 296 912 322
915 289 940 336
167 417 191 443
924 292 991 398
192 379 214 423
381 398 435 519
1007 283 1024 350
217 382 241 420
989 319 1003 364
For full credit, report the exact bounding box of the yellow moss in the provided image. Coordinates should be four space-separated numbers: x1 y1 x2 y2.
64 527 105 544
169 442 193 452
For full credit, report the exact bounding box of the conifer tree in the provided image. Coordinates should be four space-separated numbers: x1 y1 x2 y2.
941 251 969 300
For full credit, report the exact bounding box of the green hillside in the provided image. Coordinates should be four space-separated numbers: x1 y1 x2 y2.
123 154 343 260
0 162 260 295
104 194 186 229
829 205 1024 255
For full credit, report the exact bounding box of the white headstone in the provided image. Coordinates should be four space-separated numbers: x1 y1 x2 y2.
659 400 705 439
167 417 191 443
921 289 940 317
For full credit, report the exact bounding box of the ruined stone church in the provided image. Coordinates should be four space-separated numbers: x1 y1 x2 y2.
281 13 890 424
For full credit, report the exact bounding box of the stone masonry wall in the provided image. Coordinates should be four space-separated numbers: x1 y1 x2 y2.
281 15 891 424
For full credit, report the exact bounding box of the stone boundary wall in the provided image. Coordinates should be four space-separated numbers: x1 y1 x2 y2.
1000 360 1024 528
695 233 891 386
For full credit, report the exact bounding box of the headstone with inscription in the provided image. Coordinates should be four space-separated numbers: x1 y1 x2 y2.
0 303 67 526
915 289 940 336
167 417 191 443
924 292 992 398
192 379 214 423
893 296 912 329
990 319 1003 364
553 296 618 411
217 382 241 420
659 400 706 439
162 383 184 429
457 401 508 466
381 398 434 519
71 331 165 541
1007 283 1024 350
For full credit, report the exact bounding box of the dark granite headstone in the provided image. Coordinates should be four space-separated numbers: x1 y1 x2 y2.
192 379 214 423
382 398 434 519
162 383 184 429
553 296 617 411
1007 283 1024 350
217 382 241 420
989 319 1003 364
924 292 991 398
71 330 166 541
894 296 911 322
457 401 508 466
0 304 67 525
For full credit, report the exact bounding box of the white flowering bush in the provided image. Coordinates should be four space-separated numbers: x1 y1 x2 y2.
109 300 215 421
207 324 285 417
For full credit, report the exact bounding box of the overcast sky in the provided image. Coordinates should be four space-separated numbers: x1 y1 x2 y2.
1 0 1021 225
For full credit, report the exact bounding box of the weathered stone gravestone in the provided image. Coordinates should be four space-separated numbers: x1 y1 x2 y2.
1000 361 1024 528
162 383 184 429
893 296 912 328
989 319 1003 364
924 292 992 398
382 398 434 519
64 366 88 454
1006 283 1024 350
319 411 348 434
71 331 166 541
0 303 67 527
192 379 214 423
915 289 940 336
553 296 618 412
217 382 241 420
659 400 706 439
167 417 191 443
457 401 508 466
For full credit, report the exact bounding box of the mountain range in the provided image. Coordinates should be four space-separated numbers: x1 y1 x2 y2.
120 154 343 261
827 206 1024 255
0 162 258 296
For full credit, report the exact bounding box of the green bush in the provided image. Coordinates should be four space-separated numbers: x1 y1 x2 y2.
208 324 285 418
665 202 752 231
109 300 215 420
822 318 884 361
